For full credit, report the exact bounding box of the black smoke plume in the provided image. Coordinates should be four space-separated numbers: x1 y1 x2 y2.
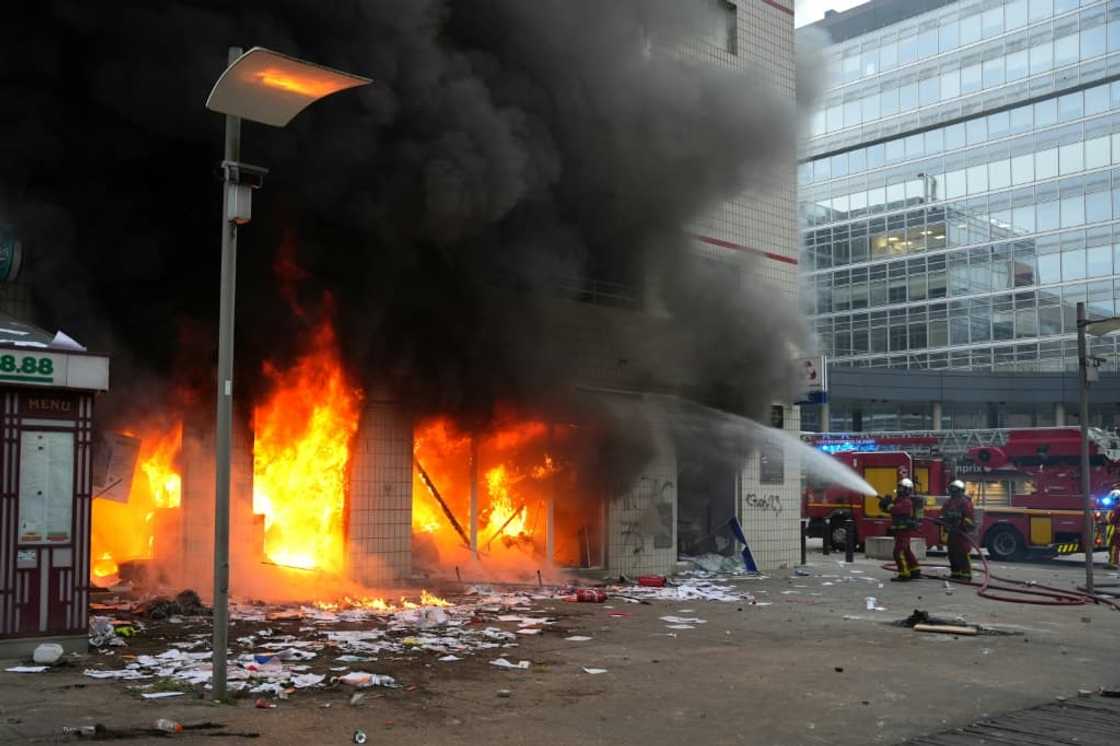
1 1 810 441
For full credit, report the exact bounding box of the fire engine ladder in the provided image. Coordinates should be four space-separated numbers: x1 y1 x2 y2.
812 428 1012 457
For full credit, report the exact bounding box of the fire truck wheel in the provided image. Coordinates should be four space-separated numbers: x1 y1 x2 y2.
985 525 1025 561
829 517 858 551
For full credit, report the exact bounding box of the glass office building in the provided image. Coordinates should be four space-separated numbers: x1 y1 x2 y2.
799 0 1120 431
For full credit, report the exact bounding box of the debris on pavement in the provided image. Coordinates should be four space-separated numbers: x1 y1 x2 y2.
5 666 48 673
489 658 530 670
913 623 978 636
32 643 64 665
338 672 398 688
582 667 608 674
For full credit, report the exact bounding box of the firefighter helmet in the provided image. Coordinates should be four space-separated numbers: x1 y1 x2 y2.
949 479 966 496
897 478 914 495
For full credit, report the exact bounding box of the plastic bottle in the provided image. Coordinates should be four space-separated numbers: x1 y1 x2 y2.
154 719 183 734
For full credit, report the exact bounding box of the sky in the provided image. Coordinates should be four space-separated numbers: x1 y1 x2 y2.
795 0 869 28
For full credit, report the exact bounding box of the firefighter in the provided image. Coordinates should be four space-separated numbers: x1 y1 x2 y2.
880 478 920 581
1107 489 1120 570
941 479 976 581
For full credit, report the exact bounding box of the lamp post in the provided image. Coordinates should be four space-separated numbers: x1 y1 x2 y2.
204 47 369 700
1075 302 1120 596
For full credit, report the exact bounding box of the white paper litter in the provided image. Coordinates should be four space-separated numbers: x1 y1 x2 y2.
141 692 185 699
564 636 592 642
489 658 531 670
5 666 48 673
664 624 695 630
658 616 707 625
516 628 542 635
292 673 325 688
582 667 608 675
438 655 462 662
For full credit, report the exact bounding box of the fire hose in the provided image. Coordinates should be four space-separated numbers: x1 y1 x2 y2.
880 517 1120 612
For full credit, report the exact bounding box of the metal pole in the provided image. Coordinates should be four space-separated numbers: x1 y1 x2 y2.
212 45 242 702
844 518 855 563
469 435 478 559
1077 302 1095 595
800 519 807 566
546 425 555 566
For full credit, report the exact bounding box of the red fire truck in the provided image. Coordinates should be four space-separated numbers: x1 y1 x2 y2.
803 427 1119 561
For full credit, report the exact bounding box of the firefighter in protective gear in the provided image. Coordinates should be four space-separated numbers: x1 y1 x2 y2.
880 478 920 581
1107 489 1120 570
941 479 976 581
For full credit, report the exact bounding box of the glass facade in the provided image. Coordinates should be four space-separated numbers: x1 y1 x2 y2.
801 0 1120 372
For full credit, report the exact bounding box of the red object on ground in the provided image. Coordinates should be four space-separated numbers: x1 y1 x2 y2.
255 698 276 709
575 589 607 602
637 575 666 587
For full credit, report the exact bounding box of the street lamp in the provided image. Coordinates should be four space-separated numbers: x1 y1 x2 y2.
204 46 370 700
1075 301 1120 596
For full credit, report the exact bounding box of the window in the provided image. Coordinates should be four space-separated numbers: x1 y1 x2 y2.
1058 91 1083 121
1006 0 1028 30
1088 244 1113 276
880 41 898 70
982 56 1005 88
1028 0 1052 23
961 15 982 46
967 117 987 145
925 128 944 154
1086 135 1111 170
1009 105 1033 133
862 92 881 122
844 99 861 128
1059 141 1083 175
918 28 938 58
1031 41 1053 75
1035 97 1057 127
881 86 900 116
1086 84 1110 116
1053 31 1078 68
1012 153 1035 184
1036 144 1059 179
1006 49 1029 81
941 67 960 100
899 81 918 111
759 444 784 485
850 148 867 172
945 123 966 150
961 63 982 94
1062 247 1086 280
18 431 75 544
1083 22 1107 60
899 34 918 65
940 22 959 52
982 7 1003 39
919 75 939 105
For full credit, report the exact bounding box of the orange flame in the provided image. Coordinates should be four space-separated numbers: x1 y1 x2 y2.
411 418 561 558
90 423 183 583
252 321 360 574
313 590 450 612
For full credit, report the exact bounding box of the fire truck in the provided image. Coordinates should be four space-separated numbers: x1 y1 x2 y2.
803 427 1119 561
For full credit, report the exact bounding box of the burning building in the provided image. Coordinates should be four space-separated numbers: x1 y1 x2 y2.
5 0 812 599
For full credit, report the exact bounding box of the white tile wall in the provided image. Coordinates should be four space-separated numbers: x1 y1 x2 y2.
606 411 678 577
683 1 802 570
347 401 413 586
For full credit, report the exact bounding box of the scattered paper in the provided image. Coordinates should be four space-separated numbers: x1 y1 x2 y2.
658 616 706 625
516 628 542 636
489 658 531 670
438 655 462 662
5 666 48 673
141 691 185 699
582 667 608 675
564 636 592 642
664 624 695 630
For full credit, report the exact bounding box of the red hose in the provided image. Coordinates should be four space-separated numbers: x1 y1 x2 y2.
877 520 1120 611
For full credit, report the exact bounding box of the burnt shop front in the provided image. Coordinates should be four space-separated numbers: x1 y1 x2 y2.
0 343 109 655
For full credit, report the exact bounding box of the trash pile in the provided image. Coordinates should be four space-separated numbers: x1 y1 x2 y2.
81 587 567 701
678 553 756 576
610 577 767 604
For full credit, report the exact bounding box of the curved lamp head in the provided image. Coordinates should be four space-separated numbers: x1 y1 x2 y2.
206 47 371 127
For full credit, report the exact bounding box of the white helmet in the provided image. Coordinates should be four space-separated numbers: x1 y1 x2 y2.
898 478 914 489
949 479 966 492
